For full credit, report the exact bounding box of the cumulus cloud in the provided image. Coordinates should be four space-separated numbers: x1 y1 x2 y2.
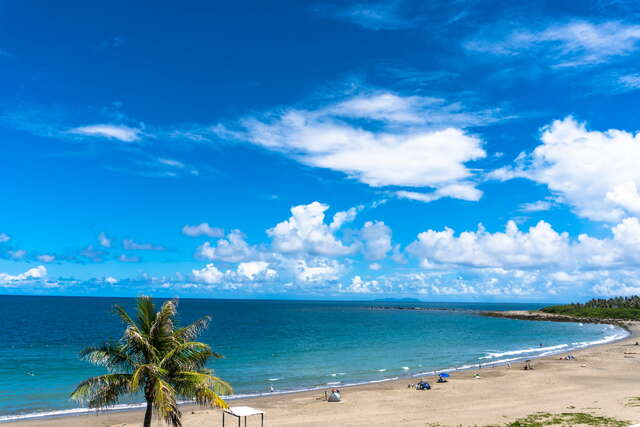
68 124 142 142
268 202 355 256
343 275 382 293
192 264 224 284
0 265 47 286
123 239 165 251
466 20 640 67
285 257 345 284
237 261 277 280
0 233 9 243
182 222 224 238
492 116 640 222
216 92 496 202
195 230 253 262
37 254 56 263
360 220 392 260
330 206 361 230
407 217 640 272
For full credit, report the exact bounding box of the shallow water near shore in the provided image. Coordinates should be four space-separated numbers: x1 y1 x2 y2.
0 295 628 422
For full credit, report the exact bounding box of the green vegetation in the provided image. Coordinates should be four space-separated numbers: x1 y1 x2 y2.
71 296 231 427
500 412 628 427
541 295 640 320
427 412 629 426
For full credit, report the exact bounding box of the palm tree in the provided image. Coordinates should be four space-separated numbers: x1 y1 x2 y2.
71 296 231 427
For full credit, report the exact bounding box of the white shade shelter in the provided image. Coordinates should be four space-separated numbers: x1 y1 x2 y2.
222 406 264 427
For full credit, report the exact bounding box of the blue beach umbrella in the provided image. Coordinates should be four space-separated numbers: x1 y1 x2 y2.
438 373 450 378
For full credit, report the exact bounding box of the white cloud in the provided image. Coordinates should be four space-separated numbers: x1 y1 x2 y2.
344 275 382 293
105 276 118 284
98 232 111 248
268 202 355 256
118 254 140 263
237 261 277 280
408 220 571 269
360 220 392 260
0 265 47 286
407 216 640 273
217 91 494 201
182 222 224 238
467 20 640 67
195 230 253 262
617 73 640 91
369 262 382 270
123 239 165 251
288 257 344 284
519 200 553 212
8 249 26 260
158 158 184 168
395 183 483 204
192 263 224 284
69 124 142 142
0 233 9 243
493 117 640 222
330 206 360 230
37 254 55 263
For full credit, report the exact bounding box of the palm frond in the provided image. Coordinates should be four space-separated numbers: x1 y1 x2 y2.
150 299 177 343
173 370 232 408
112 304 136 328
136 296 156 334
70 373 132 408
153 378 182 427
124 325 158 362
173 315 211 341
160 341 213 370
79 342 135 371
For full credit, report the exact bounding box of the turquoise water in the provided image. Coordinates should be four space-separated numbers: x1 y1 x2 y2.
0 296 627 421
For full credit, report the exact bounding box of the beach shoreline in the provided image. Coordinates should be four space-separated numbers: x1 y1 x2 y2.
6 317 640 426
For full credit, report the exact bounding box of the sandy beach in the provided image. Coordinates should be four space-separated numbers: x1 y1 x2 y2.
9 320 640 427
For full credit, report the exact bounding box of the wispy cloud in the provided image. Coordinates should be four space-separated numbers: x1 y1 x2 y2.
466 20 640 68
518 200 553 213
323 0 413 30
122 239 165 251
68 124 142 142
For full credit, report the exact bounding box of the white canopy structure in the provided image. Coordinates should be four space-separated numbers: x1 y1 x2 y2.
222 406 264 427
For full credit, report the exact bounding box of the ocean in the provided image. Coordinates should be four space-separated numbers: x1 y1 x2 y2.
0 295 628 422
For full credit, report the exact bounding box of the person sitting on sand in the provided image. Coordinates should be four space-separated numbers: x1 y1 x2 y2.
328 388 341 402
437 377 447 383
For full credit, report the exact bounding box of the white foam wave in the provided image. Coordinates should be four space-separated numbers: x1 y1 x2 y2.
377 368 386 372
267 378 281 382
480 343 569 360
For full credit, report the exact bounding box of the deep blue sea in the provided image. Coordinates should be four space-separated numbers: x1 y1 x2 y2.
0 296 628 421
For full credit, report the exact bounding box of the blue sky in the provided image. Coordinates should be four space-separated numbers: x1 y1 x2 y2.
2 0 640 301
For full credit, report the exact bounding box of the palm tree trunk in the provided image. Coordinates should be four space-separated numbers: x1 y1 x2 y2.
143 399 153 427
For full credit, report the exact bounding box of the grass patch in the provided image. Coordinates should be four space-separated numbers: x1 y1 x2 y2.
501 412 628 427
428 412 629 426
